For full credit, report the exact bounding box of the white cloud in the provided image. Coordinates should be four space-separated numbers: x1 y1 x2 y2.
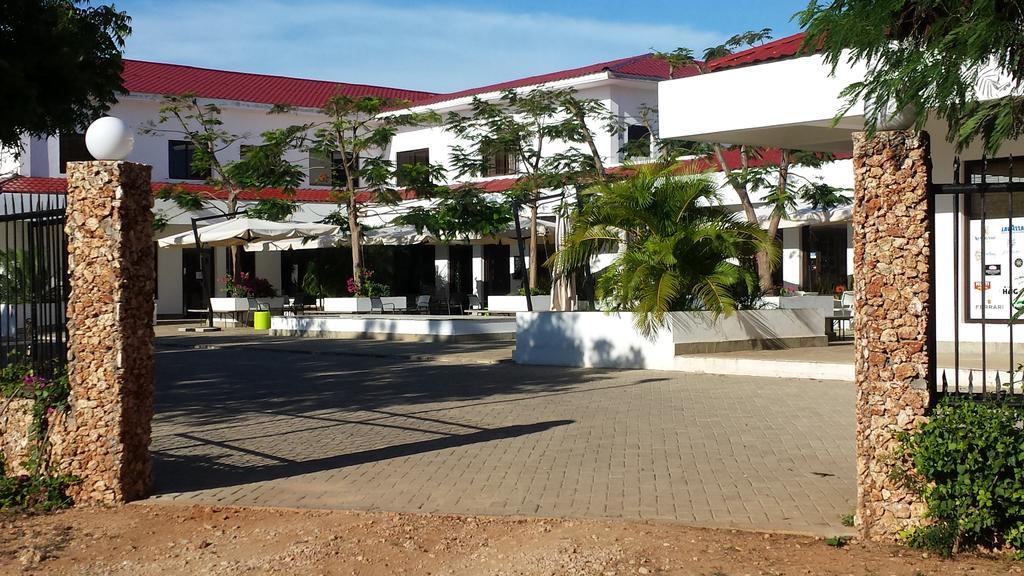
123 0 723 92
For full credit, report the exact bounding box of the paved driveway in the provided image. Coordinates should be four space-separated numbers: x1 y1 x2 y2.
152 331 856 535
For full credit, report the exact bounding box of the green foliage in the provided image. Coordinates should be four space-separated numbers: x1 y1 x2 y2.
346 269 390 297
396 186 512 243
0 0 131 151
155 185 207 211
244 199 298 222
824 536 850 548
841 512 856 527
0 471 76 512
0 249 47 304
549 163 776 337
224 272 277 298
799 0 1024 153
0 365 76 512
898 399 1024 555
143 96 309 248
301 258 348 298
516 287 549 296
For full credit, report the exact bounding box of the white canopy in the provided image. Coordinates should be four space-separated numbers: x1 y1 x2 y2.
157 217 339 248
244 218 551 252
754 204 853 229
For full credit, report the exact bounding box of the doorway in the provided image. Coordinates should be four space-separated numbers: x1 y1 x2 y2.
483 244 511 300
182 248 214 317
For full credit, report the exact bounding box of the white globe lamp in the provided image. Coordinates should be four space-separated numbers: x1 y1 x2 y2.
85 116 134 161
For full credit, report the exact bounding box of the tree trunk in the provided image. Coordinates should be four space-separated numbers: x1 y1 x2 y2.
758 151 790 292
528 203 538 290
349 197 362 290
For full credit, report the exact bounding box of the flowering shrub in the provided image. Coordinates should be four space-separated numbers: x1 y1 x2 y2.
347 269 391 297
0 363 77 512
224 272 277 298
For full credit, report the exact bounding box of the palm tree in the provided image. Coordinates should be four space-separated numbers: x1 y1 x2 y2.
548 163 777 337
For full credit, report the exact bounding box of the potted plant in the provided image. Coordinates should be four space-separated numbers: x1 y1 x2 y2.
210 272 283 322
321 269 406 312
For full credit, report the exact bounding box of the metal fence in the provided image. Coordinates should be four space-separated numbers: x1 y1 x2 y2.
931 155 1024 404
0 193 69 380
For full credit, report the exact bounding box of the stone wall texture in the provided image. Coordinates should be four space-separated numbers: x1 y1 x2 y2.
0 399 71 476
852 131 933 540
64 161 155 504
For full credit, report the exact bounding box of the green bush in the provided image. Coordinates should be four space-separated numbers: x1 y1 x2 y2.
0 470 75 512
899 399 1024 555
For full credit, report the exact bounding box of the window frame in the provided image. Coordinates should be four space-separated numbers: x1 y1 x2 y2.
168 140 210 180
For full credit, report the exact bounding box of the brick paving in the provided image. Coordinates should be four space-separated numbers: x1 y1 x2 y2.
151 331 856 535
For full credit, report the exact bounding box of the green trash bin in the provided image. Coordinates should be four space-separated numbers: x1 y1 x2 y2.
252 310 271 330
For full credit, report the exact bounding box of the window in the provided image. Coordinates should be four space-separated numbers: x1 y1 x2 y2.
168 140 210 180
59 133 93 173
395 148 429 186
963 158 1024 322
483 149 517 177
309 151 358 187
622 124 653 159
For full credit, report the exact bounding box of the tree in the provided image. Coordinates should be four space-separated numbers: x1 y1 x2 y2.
798 0 1024 154
306 95 439 289
142 94 308 275
549 163 776 336
1 0 130 152
653 31 849 291
445 88 613 289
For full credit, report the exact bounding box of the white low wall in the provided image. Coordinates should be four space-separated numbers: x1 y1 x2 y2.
514 310 827 370
271 314 515 341
668 309 826 353
488 295 552 313
761 295 838 319
321 297 408 312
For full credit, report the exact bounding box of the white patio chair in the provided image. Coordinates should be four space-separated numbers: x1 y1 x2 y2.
370 296 395 314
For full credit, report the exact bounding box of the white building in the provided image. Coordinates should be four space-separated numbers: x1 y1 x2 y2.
658 32 1024 354
2 49 852 317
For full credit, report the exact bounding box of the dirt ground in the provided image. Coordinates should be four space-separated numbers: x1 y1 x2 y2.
1 504 1018 576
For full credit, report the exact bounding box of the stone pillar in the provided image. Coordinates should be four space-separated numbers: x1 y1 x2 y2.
852 131 932 539
64 161 155 504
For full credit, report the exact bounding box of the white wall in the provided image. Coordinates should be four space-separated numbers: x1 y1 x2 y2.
658 54 867 153
23 95 331 187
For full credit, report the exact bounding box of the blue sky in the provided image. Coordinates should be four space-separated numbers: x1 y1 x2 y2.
117 0 808 93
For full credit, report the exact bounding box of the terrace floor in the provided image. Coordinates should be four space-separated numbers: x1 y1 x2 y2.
151 327 856 535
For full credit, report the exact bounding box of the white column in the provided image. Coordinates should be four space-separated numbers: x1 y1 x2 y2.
846 223 855 286
471 245 484 296
782 227 803 291
254 252 283 295
434 244 449 294
156 247 182 315
214 247 228 296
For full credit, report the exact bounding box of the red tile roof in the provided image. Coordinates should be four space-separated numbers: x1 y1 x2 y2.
409 54 697 108
0 148 848 204
0 176 339 203
122 60 438 108
707 33 811 72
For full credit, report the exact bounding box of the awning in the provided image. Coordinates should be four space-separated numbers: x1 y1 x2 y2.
157 217 338 248
754 204 852 229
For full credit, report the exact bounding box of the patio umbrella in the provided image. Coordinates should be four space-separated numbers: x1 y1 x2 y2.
243 219 551 251
549 212 577 311
157 217 339 248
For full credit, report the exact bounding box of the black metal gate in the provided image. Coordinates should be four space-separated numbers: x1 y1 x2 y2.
931 155 1024 403
0 194 69 380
